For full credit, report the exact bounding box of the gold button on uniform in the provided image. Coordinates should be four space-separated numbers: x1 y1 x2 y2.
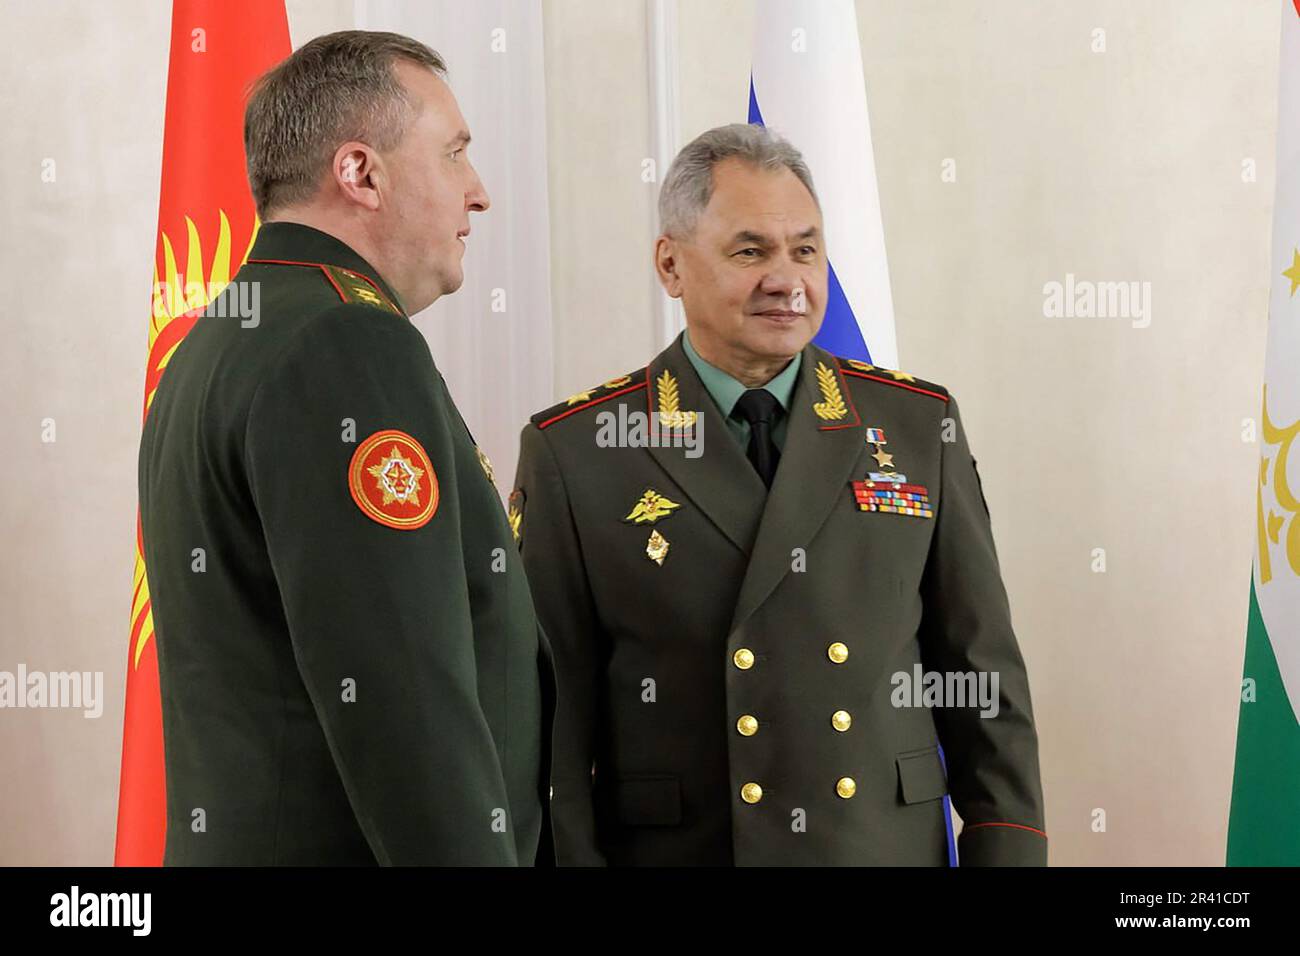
827 642 849 664
831 710 852 732
733 647 755 670
741 782 763 804
836 776 857 799
737 714 759 736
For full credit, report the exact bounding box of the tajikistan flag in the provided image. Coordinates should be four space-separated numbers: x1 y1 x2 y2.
1227 0 1300 866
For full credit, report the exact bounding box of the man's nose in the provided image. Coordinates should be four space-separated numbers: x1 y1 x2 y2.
759 265 797 297
467 165 490 213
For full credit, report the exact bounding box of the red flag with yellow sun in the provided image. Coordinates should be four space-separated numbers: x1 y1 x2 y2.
115 0 289 866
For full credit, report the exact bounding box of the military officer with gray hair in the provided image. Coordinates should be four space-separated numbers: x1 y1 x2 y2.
513 123 1046 866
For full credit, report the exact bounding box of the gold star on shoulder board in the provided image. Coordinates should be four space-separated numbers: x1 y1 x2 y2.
565 389 594 405
888 369 916 383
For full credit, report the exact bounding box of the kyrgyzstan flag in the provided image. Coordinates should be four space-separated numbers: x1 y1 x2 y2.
115 0 289 866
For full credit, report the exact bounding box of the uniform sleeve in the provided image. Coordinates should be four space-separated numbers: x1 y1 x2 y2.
244 305 517 866
513 423 608 865
917 395 1048 866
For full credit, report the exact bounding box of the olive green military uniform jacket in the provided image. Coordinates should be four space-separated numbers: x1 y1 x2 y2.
139 222 553 865
513 335 1045 866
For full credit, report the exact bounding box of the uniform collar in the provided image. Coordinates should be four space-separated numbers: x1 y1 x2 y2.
248 221 406 315
681 329 801 419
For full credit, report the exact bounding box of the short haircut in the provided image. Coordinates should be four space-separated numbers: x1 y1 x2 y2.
658 123 819 237
244 30 446 218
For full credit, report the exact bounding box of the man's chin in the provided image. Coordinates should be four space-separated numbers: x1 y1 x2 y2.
436 262 465 298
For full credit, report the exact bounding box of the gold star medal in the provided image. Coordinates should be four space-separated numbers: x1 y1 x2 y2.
850 426 931 518
865 426 896 473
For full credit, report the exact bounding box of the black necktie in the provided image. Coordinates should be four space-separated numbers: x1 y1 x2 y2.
733 389 782 489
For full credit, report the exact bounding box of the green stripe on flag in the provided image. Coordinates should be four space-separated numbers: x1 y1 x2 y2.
1227 577 1300 864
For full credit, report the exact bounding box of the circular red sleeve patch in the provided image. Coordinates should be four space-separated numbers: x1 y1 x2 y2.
348 429 439 530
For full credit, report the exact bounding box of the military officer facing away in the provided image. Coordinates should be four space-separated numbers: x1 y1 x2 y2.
514 124 1045 866
139 32 552 865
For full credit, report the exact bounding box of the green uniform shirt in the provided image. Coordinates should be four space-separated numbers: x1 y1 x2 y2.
682 330 800 451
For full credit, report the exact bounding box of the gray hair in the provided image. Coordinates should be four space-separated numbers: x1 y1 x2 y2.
244 30 447 217
658 123 819 237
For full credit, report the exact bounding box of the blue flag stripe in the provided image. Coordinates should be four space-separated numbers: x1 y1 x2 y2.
747 78 873 365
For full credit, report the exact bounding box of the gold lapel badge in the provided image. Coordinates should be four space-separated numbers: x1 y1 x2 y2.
624 488 681 524
656 370 698 429
812 362 848 421
646 529 670 565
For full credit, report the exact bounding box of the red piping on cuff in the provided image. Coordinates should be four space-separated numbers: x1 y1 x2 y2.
962 822 1047 840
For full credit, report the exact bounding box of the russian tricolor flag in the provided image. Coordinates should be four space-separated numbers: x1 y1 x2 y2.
748 0 898 369
750 0 958 865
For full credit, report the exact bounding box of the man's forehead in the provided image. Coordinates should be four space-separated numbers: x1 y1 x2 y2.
725 222 821 243
396 62 465 128
701 160 820 236
706 207 822 244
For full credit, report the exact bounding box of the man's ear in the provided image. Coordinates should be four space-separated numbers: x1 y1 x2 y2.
654 235 684 300
331 141 382 211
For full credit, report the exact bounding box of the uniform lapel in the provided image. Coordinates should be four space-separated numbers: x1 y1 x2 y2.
730 344 865 631
644 336 767 555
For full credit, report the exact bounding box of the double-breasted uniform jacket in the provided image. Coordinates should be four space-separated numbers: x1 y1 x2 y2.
513 334 1046 865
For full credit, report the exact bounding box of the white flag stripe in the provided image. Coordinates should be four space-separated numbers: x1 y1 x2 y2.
1253 1 1300 720
751 0 898 368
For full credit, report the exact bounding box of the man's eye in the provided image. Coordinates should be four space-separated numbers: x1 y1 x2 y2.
797 246 817 256
450 149 463 160
734 248 761 258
